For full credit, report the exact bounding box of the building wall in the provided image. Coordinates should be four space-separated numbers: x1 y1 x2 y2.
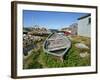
78 16 91 37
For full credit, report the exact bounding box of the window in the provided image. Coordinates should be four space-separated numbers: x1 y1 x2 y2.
88 18 91 24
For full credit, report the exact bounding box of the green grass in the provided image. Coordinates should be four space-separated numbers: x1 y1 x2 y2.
23 36 91 69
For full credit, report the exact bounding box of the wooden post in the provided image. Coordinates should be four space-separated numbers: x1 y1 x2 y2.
60 56 64 62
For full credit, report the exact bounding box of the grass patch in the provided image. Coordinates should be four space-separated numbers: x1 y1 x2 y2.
23 35 91 69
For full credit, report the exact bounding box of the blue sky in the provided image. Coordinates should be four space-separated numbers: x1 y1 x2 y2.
23 10 88 29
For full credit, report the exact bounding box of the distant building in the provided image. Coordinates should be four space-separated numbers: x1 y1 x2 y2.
77 14 91 37
69 23 78 35
27 26 51 35
61 23 78 36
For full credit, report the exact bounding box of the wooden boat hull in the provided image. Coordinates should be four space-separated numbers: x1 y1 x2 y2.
43 33 71 58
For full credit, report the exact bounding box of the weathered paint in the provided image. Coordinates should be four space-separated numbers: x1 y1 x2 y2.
78 15 91 37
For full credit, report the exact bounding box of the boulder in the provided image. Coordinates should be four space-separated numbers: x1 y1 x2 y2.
75 43 89 49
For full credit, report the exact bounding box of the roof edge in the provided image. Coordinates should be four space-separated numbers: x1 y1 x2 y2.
77 14 91 20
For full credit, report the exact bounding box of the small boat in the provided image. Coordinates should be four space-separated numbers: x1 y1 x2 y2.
43 32 71 60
